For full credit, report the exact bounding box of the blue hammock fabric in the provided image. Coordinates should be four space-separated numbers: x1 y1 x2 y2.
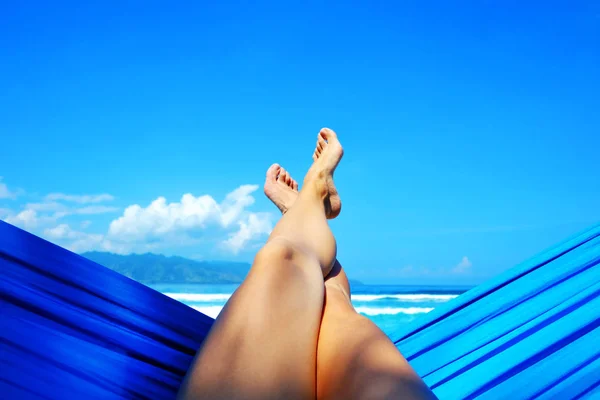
394 223 600 399
0 221 213 399
1 220 599 399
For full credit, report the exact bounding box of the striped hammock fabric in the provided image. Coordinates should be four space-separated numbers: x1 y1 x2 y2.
395 223 600 399
1 220 599 399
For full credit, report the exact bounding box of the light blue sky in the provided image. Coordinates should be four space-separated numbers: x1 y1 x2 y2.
1 2 598 284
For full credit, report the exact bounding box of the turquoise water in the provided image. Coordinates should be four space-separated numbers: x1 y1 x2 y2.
151 283 469 337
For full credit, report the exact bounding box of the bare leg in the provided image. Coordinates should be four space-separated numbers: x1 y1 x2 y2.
317 262 437 400
264 167 437 400
177 128 344 400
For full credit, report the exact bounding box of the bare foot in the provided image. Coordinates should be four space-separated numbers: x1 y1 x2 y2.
307 127 343 219
263 163 299 214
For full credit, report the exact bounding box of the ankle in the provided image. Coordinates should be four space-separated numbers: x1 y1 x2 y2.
302 176 328 201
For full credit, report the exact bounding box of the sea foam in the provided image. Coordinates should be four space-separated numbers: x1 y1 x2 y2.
164 293 232 302
351 294 458 302
354 306 434 315
166 291 453 319
189 305 434 318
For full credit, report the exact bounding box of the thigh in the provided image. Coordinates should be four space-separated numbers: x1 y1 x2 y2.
317 285 437 400
178 241 325 400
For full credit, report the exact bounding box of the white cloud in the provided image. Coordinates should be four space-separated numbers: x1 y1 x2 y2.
64 206 119 215
223 212 273 254
71 205 119 215
41 223 140 254
5 209 50 230
108 194 220 241
44 223 82 240
43 224 107 253
107 185 269 251
45 193 114 204
0 177 17 199
24 202 118 219
218 185 260 227
5 183 272 256
25 201 67 212
453 256 472 274
4 189 118 242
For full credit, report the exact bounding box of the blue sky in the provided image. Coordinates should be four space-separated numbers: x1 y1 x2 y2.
1 2 598 284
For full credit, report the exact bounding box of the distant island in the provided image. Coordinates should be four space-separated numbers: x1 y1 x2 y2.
82 252 251 284
82 251 364 286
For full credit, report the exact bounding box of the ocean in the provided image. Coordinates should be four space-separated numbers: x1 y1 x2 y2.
151 283 470 338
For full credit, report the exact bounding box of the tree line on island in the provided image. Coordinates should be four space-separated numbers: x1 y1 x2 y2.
82 251 364 286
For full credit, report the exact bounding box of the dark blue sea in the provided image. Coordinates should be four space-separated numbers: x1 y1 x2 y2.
150 284 470 338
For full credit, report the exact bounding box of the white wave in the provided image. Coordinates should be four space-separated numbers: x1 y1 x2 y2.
351 294 458 302
164 293 232 302
188 304 433 318
165 292 457 304
191 305 224 318
355 307 434 315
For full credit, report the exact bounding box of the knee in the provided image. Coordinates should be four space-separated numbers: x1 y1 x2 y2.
255 237 303 264
253 237 321 275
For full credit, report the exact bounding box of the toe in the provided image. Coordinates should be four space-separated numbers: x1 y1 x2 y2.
312 152 318 162
266 163 280 183
319 127 337 142
279 168 287 182
285 173 292 186
292 179 299 191
317 140 324 153
318 135 327 148
316 142 323 155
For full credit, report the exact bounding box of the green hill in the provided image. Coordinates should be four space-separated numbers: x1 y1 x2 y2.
82 252 366 286
82 252 251 284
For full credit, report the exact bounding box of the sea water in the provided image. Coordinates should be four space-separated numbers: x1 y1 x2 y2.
150 283 469 338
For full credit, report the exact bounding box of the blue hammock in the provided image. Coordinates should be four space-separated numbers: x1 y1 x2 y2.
1 220 599 399
394 223 600 399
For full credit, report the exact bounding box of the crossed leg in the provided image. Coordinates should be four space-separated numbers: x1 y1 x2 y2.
177 129 344 400
317 262 437 400
264 160 437 400
178 128 436 400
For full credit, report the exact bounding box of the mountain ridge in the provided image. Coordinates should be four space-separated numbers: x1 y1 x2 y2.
81 251 251 284
82 251 365 286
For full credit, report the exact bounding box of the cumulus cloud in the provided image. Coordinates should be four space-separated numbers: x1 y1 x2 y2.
44 224 107 253
107 185 270 252
0 177 17 199
218 185 260 227
4 182 271 256
453 256 472 274
4 190 118 237
45 193 115 204
223 212 273 254
45 223 89 241
4 209 54 230
108 194 219 241
42 223 153 254
32 184 273 255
